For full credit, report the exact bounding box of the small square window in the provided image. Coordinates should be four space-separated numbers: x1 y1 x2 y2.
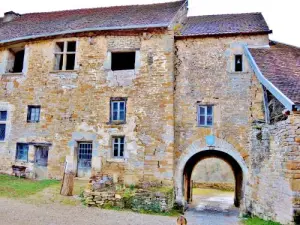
0 111 7 121
110 99 126 123
16 143 29 161
113 137 125 158
235 55 243 72
198 105 213 127
27 106 41 123
111 52 136 71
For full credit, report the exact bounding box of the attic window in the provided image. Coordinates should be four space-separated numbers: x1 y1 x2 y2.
6 48 25 73
111 52 135 71
54 41 77 71
235 55 243 72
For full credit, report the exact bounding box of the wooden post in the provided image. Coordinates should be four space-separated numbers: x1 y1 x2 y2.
60 161 75 196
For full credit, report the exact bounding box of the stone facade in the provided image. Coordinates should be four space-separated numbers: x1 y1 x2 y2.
0 11 299 224
0 30 176 186
174 35 268 206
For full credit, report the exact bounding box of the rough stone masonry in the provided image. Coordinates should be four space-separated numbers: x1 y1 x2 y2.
0 1 299 224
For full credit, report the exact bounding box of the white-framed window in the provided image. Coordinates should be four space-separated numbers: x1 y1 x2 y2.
113 136 125 158
111 99 126 122
198 105 213 127
0 111 7 141
54 41 77 71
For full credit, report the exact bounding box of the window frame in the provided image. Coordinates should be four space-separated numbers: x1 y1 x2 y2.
110 98 127 123
16 143 29 162
234 54 243 72
27 105 41 123
112 136 125 158
54 40 77 71
5 47 25 74
197 105 214 127
0 110 8 141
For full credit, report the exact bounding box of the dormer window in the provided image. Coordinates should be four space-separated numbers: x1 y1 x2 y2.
6 47 25 73
235 55 243 72
54 41 77 71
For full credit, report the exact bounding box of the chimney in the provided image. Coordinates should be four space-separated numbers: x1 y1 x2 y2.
3 11 21 22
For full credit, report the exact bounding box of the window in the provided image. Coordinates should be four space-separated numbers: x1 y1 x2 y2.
235 55 243 72
6 48 25 73
16 143 29 161
0 111 7 141
78 142 92 169
111 99 126 122
0 111 7 121
27 106 41 123
54 41 76 71
111 52 135 71
113 137 125 158
198 105 213 127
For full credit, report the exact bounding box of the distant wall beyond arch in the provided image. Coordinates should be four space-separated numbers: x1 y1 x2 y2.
174 138 248 209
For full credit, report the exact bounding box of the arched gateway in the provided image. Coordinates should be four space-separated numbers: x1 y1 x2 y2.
174 138 248 208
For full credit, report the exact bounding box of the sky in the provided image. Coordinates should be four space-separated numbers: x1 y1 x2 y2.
1 0 299 47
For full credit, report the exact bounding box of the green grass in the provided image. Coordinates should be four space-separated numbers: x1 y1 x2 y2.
0 174 59 198
193 188 233 196
242 217 281 225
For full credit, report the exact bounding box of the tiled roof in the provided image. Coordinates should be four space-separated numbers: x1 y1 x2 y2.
0 1 185 44
177 13 271 37
249 42 300 104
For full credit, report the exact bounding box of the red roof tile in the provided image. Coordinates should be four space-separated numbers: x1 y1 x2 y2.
249 42 300 104
0 1 185 44
177 13 271 37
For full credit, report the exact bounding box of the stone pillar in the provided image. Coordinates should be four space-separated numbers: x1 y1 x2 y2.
27 145 35 178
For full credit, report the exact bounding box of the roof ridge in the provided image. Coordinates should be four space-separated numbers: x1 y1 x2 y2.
186 12 262 18
20 0 185 16
270 40 300 49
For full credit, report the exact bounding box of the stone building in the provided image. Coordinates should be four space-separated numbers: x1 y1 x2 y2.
0 1 299 224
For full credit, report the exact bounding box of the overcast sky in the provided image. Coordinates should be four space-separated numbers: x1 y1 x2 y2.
1 0 299 47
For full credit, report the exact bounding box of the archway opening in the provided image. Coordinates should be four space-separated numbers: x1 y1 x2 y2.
183 150 243 208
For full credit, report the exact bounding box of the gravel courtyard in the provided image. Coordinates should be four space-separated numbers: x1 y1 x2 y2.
0 198 176 225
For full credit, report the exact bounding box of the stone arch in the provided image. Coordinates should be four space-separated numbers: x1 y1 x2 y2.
174 138 248 208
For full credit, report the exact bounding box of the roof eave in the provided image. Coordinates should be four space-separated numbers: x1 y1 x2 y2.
175 30 272 39
244 45 296 111
0 23 169 45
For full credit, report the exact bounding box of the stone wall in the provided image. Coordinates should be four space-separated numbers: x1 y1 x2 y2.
0 29 176 186
84 188 174 213
174 35 269 204
246 113 300 224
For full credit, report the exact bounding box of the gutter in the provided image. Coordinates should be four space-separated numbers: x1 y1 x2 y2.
244 45 296 111
0 23 169 45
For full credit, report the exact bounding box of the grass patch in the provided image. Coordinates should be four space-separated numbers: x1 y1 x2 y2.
193 188 233 196
243 217 281 225
0 174 59 198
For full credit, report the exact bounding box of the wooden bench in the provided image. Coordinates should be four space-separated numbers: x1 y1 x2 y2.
12 165 27 178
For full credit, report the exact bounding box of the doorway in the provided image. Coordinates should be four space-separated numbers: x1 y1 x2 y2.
34 146 49 179
76 142 92 178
